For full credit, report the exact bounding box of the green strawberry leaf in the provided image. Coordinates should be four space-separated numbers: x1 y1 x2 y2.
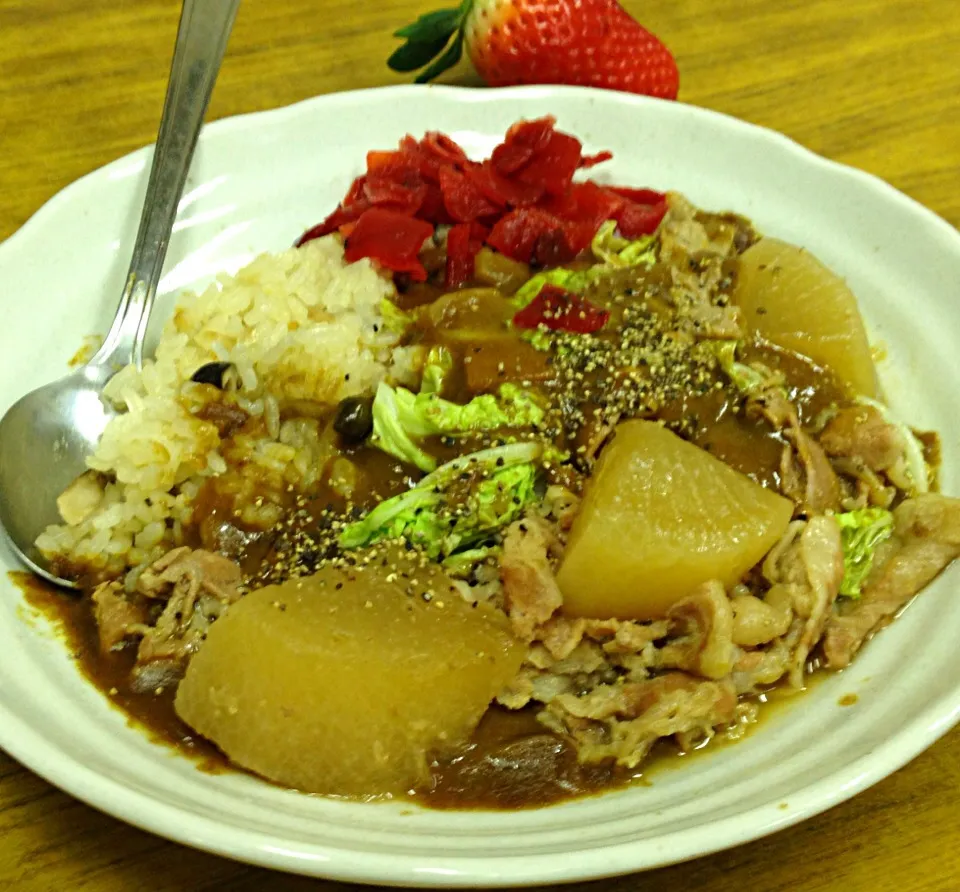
414 31 464 84
388 35 454 73
393 7 463 42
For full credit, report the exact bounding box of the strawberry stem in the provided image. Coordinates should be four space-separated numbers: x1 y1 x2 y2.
387 0 474 83
414 33 465 84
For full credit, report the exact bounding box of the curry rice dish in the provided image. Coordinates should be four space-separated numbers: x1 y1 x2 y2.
30 119 959 807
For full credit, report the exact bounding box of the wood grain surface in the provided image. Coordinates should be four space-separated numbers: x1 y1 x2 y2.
1 0 959 889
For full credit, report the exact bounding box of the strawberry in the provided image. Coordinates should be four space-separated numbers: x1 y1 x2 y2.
388 0 678 100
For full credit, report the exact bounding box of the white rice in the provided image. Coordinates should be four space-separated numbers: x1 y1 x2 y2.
37 236 421 580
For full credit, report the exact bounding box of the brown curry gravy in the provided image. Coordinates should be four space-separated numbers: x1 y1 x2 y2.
9 263 858 809
12 570 227 771
8 569 741 809
14 569 831 809
13 569 630 806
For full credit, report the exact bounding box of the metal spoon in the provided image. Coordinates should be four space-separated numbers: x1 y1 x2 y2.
0 0 240 588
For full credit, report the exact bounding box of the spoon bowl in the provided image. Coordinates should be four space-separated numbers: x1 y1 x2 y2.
0 0 239 588
0 365 119 586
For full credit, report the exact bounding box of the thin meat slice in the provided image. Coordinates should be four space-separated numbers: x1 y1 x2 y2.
730 593 792 647
732 515 843 692
822 493 960 668
830 456 897 510
500 516 563 641
542 672 737 768
731 636 794 692
655 193 746 340
56 470 106 526
586 618 669 656
669 261 744 339
748 388 841 514
91 581 150 654
664 252 743 340
820 404 906 473
789 515 844 684
89 547 244 691
654 581 736 679
137 546 242 604
896 493 960 544
659 192 740 261
537 615 588 660
764 515 844 686
790 433 842 515
820 403 920 495
131 548 243 692
498 613 670 711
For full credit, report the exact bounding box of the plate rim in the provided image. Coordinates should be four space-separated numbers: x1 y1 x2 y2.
2 83 960 886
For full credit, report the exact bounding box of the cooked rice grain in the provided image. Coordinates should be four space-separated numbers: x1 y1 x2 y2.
37 236 414 580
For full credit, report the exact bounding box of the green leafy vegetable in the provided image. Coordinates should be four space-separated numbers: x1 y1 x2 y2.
419 383 543 433
340 442 542 558
442 545 500 578
590 221 657 267
379 298 413 338
370 379 546 472
512 268 597 310
523 328 554 352
709 340 780 396
511 221 658 312
369 382 435 471
836 508 895 598
421 345 453 395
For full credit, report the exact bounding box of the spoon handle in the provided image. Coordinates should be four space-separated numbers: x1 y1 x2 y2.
91 0 241 372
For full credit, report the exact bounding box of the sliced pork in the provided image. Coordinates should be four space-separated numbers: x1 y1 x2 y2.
747 387 841 514
500 516 564 641
542 672 737 768
654 581 736 679
733 515 843 691
822 494 960 668
89 547 243 693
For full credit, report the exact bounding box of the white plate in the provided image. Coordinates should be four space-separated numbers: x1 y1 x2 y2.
1 85 959 887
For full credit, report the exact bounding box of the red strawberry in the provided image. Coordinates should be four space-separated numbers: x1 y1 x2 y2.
388 0 678 100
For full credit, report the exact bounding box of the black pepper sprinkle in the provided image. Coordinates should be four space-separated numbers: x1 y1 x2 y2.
238 238 744 593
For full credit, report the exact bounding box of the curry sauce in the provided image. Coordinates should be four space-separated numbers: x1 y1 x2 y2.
12 571 227 772
10 341 848 808
19 170 933 808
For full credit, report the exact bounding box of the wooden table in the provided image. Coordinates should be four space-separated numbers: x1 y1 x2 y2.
1 0 959 888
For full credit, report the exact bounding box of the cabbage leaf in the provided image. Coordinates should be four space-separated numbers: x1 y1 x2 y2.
339 442 541 558
370 378 545 472
511 221 657 311
836 508 895 598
